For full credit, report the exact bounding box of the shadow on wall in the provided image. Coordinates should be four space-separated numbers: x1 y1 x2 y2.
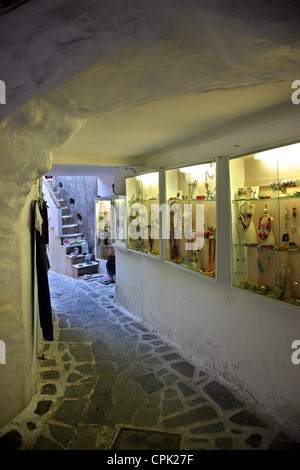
0 1 31 16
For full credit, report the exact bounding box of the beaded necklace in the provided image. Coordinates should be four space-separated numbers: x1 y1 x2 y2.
258 215 271 240
257 249 271 274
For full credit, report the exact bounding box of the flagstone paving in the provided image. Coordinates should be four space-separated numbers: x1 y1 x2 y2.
0 271 299 451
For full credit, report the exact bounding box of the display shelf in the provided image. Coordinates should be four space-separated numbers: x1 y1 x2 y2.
126 172 160 257
230 143 300 308
164 162 217 278
232 195 300 202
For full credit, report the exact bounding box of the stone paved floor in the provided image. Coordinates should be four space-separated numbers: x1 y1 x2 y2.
1 271 299 451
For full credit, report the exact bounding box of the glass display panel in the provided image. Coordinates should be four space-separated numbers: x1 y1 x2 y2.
230 143 300 307
95 199 111 259
111 197 127 248
126 172 160 256
165 162 217 278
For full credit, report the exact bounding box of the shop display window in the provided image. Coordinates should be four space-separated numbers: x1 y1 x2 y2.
165 162 217 278
230 142 300 307
95 199 111 259
111 196 127 249
126 172 160 257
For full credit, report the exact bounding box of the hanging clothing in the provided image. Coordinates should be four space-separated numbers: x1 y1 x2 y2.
41 200 49 246
35 200 53 341
40 200 50 269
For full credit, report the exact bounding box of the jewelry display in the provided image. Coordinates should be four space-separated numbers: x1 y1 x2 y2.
238 201 257 245
257 207 275 247
205 224 216 276
282 205 289 242
166 162 217 278
289 205 297 248
257 249 271 274
258 215 271 240
275 264 292 299
182 173 198 200
270 179 298 192
126 172 160 257
230 143 300 308
204 165 216 200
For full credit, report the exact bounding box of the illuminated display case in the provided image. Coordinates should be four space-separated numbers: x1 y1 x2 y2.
111 196 127 249
126 172 160 257
230 143 300 308
165 162 217 278
95 198 112 260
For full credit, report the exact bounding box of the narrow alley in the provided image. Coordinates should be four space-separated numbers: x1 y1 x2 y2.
0 271 299 451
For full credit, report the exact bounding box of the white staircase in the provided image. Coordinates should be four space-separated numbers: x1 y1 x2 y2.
42 177 99 278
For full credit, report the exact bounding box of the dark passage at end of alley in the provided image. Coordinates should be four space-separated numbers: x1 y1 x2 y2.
1 270 300 452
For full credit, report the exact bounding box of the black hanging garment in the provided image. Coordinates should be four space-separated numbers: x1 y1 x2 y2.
35 201 53 341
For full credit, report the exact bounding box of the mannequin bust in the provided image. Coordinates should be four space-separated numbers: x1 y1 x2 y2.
258 208 275 247
239 201 257 245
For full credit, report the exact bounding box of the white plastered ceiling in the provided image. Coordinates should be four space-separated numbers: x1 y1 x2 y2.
53 80 293 165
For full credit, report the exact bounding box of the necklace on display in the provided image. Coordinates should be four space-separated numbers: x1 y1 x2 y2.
239 202 254 230
258 215 271 240
282 205 289 243
239 214 251 230
257 249 271 274
205 166 216 200
275 265 288 298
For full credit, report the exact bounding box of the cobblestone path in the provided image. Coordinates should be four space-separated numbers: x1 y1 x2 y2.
0 271 299 451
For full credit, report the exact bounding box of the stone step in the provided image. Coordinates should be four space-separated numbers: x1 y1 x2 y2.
62 225 81 235
62 215 74 225
72 261 99 278
61 207 70 216
66 254 95 265
57 199 66 208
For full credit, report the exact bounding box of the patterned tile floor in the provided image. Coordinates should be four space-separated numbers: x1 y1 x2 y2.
0 271 299 451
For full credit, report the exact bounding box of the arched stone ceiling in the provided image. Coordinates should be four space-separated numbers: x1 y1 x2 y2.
0 0 299 178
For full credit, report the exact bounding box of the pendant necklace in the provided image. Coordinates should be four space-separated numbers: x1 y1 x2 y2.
239 214 251 230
